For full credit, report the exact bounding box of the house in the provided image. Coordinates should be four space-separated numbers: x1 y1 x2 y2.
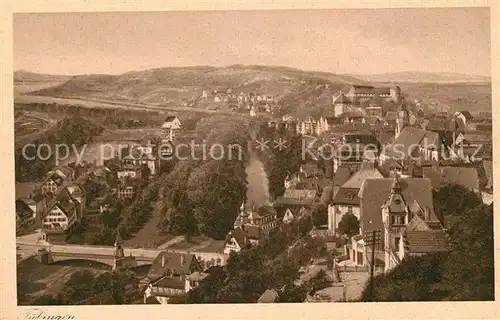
147 252 202 281
117 183 137 200
224 227 250 254
273 189 318 215
258 289 279 303
16 199 35 232
145 272 209 304
282 208 296 224
227 204 279 252
328 162 383 236
384 194 448 272
299 163 324 178
422 166 480 191
354 176 434 268
381 127 443 163
40 170 69 195
333 140 378 173
161 116 182 141
39 190 79 243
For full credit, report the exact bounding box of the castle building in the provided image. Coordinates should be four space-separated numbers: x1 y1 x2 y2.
347 85 401 102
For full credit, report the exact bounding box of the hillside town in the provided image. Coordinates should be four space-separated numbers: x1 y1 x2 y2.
11 8 493 308
15 80 494 304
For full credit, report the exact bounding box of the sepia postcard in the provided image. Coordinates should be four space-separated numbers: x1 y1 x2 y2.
1 0 499 319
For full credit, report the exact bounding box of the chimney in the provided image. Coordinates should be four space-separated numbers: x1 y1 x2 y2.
161 254 165 267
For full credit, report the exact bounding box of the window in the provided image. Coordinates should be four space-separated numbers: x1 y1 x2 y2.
395 237 401 250
347 206 353 214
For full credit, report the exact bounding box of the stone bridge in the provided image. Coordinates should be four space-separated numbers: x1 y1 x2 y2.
28 243 228 268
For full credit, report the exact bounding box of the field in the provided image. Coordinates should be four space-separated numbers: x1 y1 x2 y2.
14 81 67 96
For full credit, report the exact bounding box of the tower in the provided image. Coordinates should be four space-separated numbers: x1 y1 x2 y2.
113 229 125 271
233 202 248 228
333 90 351 118
395 100 409 138
382 174 409 271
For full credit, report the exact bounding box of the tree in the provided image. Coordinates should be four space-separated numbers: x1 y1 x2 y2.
311 204 328 227
278 283 308 302
432 184 482 222
337 213 360 238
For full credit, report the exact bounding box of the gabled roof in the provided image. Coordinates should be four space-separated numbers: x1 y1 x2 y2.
258 289 279 303
151 276 185 291
358 178 434 236
148 252 198 280
333 92 351 104
383 127 441 160
15 182 41 200
16 199 34 220
226 227 248 249
483 160 493 189
341 162 384 189
385 111 398 121
334 166 355 187
404 230 449 254
243 224 261 239
422 166 479 191
458 110 474 121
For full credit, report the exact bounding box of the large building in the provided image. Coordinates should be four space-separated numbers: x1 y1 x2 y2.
347 85 401 102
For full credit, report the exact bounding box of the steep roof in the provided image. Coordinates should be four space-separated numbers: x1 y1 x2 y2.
227 227 248 249
283 189 317 200
483 160 493 190
333 92 351 104
148 252 198 280
15 182 41 200
334 166 355 187
258 289 279 303
422 166 479 191
383 127 441 160
151 276 185 291
358 178 434 236
404 230 449 254
341 162 384 189
16 199 34 220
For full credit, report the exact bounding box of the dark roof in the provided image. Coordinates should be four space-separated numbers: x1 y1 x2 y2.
426 119 458 132
404 230 449 253
332 188 361 205
148 252 198 280
334 166 355 187
422 166 479 190
458 111 474 121
16 199 34 220
333 92 351 104
164 115 178 122
15 182 41 200
343 134 380 146
385 111 398 121
383 127 441 160
352 85 391 95
152 276 185 291
243 224 261 239
227 227 248 249
359 178 434 237
483 160 493 189
320 185 334 205
258 289 279 303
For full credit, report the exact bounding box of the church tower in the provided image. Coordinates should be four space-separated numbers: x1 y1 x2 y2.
233 202 248 228
333 90 351 117
395 100 409 138
382 174 409 271
113 229 125 272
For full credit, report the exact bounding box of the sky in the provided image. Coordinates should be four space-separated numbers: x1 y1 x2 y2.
13 8 491 76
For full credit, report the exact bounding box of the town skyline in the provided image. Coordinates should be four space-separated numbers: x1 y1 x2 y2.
14 8 491 76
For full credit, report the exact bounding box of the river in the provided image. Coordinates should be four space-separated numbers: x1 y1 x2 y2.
244 144 270 209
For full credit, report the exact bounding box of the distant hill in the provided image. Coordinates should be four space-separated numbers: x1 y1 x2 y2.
351 71 491 83
14 70 72 83
26 65 368 113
